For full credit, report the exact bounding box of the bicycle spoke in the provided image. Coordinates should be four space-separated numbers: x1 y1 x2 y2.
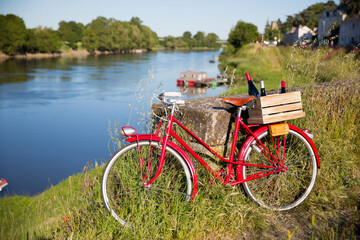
242 129 317 210
102 141 192 225
147 186 188 196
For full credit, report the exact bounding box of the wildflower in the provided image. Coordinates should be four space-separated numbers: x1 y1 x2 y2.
62 216 69 223
311 215 315 226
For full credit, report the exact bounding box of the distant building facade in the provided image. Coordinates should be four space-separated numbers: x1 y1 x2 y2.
318 7 347 40
339 14 360 46
270 21 278 30
283 26 315 45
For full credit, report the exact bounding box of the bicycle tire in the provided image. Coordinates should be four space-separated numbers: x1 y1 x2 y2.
241 128 317 210
101 140 192 226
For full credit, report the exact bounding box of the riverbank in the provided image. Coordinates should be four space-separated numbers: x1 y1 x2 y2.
0 49 149 61
0 46 222 61
1 78 359 239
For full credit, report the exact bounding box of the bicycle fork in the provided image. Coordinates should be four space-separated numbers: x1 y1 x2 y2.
143 103 177 187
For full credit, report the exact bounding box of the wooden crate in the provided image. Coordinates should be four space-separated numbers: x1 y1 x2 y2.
247 91 305 124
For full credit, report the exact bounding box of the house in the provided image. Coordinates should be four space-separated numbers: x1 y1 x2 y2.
318 6 347 41
339 13 360 46
283 26 315 45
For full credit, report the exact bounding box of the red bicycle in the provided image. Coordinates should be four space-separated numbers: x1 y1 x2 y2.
101 92 320 226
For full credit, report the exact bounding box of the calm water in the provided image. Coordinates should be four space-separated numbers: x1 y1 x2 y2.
0 50 227 196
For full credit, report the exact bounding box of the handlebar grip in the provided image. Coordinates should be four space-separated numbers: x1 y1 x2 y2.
169 99 185 105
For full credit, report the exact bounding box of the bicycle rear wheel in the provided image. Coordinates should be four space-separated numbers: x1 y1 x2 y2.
241 128 317 210
101 140 192 226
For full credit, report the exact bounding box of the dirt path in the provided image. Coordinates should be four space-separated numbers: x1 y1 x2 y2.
268 55 281 71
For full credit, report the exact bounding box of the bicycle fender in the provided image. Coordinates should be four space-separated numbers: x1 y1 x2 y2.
238 125 320 168
125 135 199 199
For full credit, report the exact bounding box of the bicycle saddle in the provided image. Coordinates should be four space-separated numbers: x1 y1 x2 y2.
221 95 255 106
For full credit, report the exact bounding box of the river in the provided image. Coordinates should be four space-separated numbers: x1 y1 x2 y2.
0 49 228 196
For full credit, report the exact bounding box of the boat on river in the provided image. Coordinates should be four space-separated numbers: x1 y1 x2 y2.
176 69 228 87
176 70 216 87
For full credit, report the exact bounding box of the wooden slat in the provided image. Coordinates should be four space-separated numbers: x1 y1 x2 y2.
262 102 303 115
262 110 305 124
259 92 302 107
247 118 266 124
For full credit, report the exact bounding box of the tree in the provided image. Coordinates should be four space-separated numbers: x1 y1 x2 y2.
34 27 62 53
0 14 26 55
228 21 259 49
193 31 205 47
82 29 98 52
58 21 84 49
130 17 142 27
341 0 360 17
278 1 338 33
85 16 157 51
183 31 192 39
24 28 38 53
87 16 112 51
140 25 158 49
205 33 220 48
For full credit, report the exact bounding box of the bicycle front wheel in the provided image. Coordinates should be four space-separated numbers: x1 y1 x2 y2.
241 128 317 210
101 140 192 226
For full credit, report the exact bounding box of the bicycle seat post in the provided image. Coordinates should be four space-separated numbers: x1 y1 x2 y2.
237 105 247 118
170 102 176 116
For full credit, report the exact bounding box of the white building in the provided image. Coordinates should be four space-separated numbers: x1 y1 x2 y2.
318 7 347 40
339 14 360 46
283 26 315 45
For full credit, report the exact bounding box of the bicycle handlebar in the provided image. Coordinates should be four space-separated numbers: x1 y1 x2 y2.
161 92 182 98
158 92 185 106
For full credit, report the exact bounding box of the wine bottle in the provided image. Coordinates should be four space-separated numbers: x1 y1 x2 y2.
245 73 259 97
260 80 266 96
280 80 286 94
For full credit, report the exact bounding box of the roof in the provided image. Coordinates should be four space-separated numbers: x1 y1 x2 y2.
344 13 360 22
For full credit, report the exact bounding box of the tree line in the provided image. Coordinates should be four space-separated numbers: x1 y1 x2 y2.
160 31 221 49
0 14 159 55
0 14 221 56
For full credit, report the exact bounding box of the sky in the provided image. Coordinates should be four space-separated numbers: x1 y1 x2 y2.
0 0 340 39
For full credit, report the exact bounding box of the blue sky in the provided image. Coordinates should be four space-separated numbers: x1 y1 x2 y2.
0 0 339 39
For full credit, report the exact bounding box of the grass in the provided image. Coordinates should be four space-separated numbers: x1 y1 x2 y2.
1 44 360 239
220 43 360 95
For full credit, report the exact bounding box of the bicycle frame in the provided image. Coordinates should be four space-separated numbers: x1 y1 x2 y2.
146 105 286 185
123 101 320 199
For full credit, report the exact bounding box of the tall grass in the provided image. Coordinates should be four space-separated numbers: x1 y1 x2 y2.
220 43 360 95
285 46 360 87
1 45 359 239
